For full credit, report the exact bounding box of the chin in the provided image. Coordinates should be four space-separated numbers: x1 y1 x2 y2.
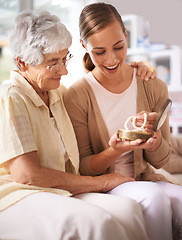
52 82 61 90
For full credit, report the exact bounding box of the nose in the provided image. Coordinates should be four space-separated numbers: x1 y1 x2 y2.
57 64 68 76
105 51 117 65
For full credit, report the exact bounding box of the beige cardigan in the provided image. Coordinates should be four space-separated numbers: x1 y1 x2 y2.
64 75 171 182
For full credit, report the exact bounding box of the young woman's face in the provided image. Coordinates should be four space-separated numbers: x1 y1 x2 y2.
85 20 127 79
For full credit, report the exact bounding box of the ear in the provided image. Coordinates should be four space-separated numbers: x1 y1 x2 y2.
124 28 128 38
16 57 28 71
80 39 88 52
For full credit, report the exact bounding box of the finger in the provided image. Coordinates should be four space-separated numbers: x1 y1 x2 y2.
129 61 138 67
135 111 148 116
122 177 135 183
143 72 152 81
136 67 146 79
151 70 157 79
146 137 156 145
143 69 157 81
140 67 148 80
136 122 155 130
136 112 157 121
109 133 118 147
135 138 155 149
152 130 161 138
128 139 143 145
135 116 156 125
135 62 146 77
144 127 155 133
147 112 158 121
135 119 156 131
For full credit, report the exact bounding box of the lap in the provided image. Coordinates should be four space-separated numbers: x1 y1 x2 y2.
156 181 182 199
108 181 169 203
75 192 149 240
0 192 116 240
0 191 149 240
0 192 110 222
75 192 145 224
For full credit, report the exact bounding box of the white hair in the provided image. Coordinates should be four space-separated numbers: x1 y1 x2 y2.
9 9 72 66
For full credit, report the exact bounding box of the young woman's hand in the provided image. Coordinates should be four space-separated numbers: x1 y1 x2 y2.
134 111 158 132
109 111 162 153
133 111 162 151
109 131 161 154
129 62 156 81
109 133 143 153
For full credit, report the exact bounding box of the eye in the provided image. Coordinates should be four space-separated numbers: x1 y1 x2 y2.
61 59 66 65
114 46 123 50
95 51 105 56
62 56 67 61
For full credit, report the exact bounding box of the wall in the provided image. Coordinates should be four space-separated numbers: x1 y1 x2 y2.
104 0 182 48
103 0 182 134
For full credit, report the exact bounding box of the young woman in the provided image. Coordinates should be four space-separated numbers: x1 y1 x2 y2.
64 3 182 240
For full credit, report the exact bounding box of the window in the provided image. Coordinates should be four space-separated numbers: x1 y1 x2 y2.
34 0 89 87
0 0 95 86
0 0 18 84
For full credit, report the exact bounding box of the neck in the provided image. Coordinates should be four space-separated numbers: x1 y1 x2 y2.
20 72 49 106
38 90 49 105
92 64 134 94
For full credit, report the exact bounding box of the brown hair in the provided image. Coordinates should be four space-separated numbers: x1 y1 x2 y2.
79 2 125 72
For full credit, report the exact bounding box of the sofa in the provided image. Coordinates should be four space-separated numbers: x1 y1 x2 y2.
155 134 182 185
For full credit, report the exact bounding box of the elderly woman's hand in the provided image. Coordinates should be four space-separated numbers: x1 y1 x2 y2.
129 62 156 81
97 173 135 193
7 150 135 196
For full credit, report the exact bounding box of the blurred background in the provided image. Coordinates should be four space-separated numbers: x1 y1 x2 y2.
0 0 182 134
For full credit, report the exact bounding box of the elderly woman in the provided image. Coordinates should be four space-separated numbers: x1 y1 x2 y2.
0 9 152 240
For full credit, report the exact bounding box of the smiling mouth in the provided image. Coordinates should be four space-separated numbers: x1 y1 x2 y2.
104 63 119 70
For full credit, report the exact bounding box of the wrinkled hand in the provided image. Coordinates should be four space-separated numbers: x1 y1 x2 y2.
129 61 156 81
98 172 135 192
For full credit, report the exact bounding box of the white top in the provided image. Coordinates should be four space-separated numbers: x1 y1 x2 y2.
85 69 137 177
51 117 69 162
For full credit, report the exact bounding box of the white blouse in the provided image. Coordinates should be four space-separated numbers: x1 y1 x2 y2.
51 117 69 163
85 69 138 177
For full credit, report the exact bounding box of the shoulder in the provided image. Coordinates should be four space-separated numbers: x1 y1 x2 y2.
69 77 90 92
64 77 96 113
137 76 168 99
0 83 11 97
137 76 168 92
136 76 169 111
64 77 92 100
0 82 25 103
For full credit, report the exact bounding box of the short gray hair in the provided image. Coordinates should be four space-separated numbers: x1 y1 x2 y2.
9 9 72 67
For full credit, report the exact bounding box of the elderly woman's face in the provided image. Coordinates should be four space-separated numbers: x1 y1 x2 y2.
25 49 69 91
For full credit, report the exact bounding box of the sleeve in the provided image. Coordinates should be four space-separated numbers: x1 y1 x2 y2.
64 85 100 176
143 78 171 168
0 92 38 165
163 135 182 173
